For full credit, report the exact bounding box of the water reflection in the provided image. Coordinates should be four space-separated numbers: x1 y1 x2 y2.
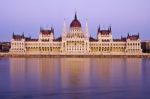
60 58 90 90
7 57 150 99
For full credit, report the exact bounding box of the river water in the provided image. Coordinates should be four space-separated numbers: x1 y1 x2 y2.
0 57 150 99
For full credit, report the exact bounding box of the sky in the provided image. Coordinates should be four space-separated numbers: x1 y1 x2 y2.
0 0 150 41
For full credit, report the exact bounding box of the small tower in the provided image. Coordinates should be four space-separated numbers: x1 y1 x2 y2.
12 32 15 39
97 25 101 40
22 32 25 38
63 19 67 33
85 19 89 38
98 25 101 33
62 19 67 38
51 26 54 39
51 26 54 33
109 25 112 33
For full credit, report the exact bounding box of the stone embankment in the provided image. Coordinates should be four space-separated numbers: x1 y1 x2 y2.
0 52 150 58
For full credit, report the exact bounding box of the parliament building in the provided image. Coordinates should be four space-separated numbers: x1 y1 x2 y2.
10 13 142 55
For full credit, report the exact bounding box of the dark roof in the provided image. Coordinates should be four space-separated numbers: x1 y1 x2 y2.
89 37 98 42
113 39 121 42
25 37 38 42
113 37 126 42
54 37 62 41
70 13 81 28
121 37 127 41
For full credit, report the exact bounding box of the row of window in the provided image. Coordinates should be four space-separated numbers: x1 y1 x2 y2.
128 43 140 46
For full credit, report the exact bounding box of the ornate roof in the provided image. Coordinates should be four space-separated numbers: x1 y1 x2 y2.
12 33 38 41
12 33 24 40
70 13 81 28
100 30 111 35
97 26 111 35
127 34 139 40
40 27 54 35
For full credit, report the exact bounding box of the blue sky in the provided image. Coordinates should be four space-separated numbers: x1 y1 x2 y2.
0 0 150 41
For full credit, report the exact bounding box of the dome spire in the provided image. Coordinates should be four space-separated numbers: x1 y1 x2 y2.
75 12 77 20
70 12 81 28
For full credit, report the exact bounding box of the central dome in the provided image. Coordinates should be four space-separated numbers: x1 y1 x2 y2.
70 13 81 28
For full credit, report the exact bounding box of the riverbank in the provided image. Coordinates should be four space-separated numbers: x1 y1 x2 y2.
0 52 150 58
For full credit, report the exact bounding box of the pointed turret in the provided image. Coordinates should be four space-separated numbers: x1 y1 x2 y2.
85 19 88 33
40 27 43 32
121 35 122 38
22 32 24 38
62 19 67 37
12 32 15 38
108 25 111 32
85 19 89 38
138 32 140 38
109 25 112 32
51 26 54 33
98 25 101 33
127 33 130 39
128 33 130 37
63 19 67 33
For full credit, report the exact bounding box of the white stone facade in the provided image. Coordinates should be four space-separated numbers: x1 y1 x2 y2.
9 14 142 55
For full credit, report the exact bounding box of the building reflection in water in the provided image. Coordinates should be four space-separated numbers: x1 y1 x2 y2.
60 58 90 90
9 57 144 98
9 58 61 92
9 58 41 91
90 58 112 91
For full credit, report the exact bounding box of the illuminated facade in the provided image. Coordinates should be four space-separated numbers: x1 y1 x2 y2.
10 13 142 55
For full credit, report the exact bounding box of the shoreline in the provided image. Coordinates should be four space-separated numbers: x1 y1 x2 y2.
0 52 150 58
